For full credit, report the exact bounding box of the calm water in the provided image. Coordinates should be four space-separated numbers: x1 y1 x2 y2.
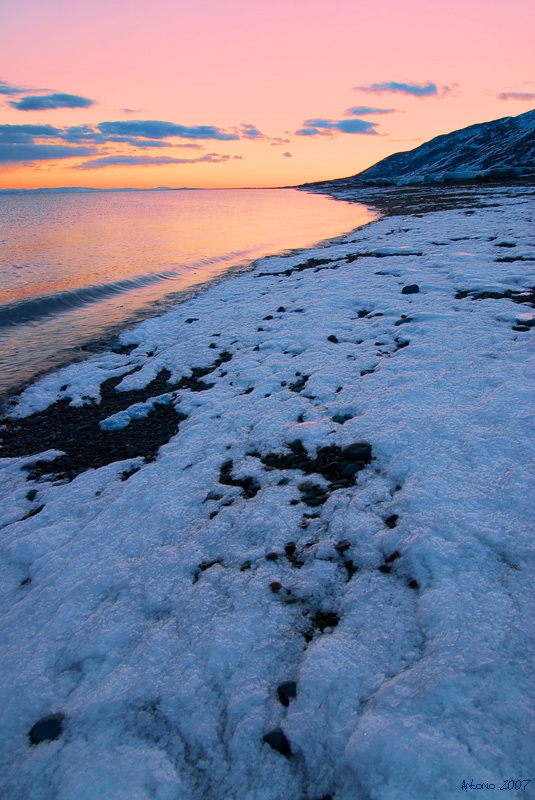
0 188 375 397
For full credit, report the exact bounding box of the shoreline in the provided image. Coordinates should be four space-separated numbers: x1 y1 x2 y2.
0 184 534 799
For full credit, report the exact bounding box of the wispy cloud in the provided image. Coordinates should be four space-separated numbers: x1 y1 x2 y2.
9 93 95 111
295 118 379 136
0 144 94 164
498 92 535 101
0 79 25 96
282 151 292 157
269 137 291 146
98 120 239 141
344 106 397 116
75 153 232 170
354 81 445 97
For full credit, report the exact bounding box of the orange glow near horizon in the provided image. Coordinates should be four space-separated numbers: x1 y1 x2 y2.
0 0 533 189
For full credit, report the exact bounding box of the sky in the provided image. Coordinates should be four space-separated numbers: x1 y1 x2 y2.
0 0 533 189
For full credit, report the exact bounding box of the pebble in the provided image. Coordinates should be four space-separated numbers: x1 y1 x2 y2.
277 681 297 707
402 284 420 294
29 713 65 745
263 728 292 757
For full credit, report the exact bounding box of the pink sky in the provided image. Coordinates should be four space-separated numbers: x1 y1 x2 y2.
0 0 533 189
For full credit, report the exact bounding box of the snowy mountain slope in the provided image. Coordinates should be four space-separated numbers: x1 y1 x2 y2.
303 109 535 187
0 185 534 800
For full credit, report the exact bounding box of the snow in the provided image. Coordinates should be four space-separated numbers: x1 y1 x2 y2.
1 186 534 800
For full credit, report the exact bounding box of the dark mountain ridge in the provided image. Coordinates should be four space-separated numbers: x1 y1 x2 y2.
301 108 535 190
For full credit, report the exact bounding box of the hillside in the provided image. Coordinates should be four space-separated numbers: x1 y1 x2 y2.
302 108 535 188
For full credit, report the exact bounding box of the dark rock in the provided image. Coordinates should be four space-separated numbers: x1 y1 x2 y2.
384 514 399 529
303 496 322 507
240 560 251 571
285 542 296 556
289 439 306 454
270 581 282 593
385 550 401 563
332 415 346 424
335 539 350 553
26 489 37 501
263 315 273 320
340 463 360 478
513 325 530 332
277 681 297 707
313 611 340 632
277 477 290 486
327 335 338 343
263 728 292 757
265 551 278 561
185 318 199 323
277 306 286 312
205 491 223 501
408 579 419 590
395 317 412 326
21 505 44 520
378 565 392 574
29 713 65 745
402 284 419 295
342 442 372 463
289 499 299 505
297 481 315 492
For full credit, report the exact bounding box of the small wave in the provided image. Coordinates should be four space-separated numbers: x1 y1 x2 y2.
0 270 183 327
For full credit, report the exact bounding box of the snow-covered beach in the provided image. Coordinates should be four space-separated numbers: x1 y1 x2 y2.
1 185 534 799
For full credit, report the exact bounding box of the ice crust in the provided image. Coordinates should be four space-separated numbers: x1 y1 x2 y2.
1 188 534 800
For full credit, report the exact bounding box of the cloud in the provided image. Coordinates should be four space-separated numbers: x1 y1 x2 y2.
269 137 291 146
0 144 94 164
0 79 24 95
98 120 239 140
344 106 397 116
295 118 379 136
498 92 535 101
354 81 440 97
282 152 292 158
75 153 232 169
236 123 266 139
9 93 95 111
0 124 64 143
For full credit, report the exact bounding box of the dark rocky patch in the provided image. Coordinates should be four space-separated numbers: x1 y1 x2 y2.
193 559 223 582
401 284 420 295
121 466 140 481
0 357 230 481
240 560 251 571
495 242 517 247
346 251 422 264
393 338 410 352
26 488 37 501
327 335 338 343
455 288 535 307
21 504 44 520
384 514 399 529
265 551 278 561
313 611 340 632
289 375 309 393
512 325 531 332
270 581 282 593
185 318 199 323
257 441 372 495
495 256 534 263
408 579 419 590
277 306 286 312
29 713 65 745
277 681 297 707
219 460 260 499
263 728 292 757
20 577 31 587
112 342 137 355
395 316 412 326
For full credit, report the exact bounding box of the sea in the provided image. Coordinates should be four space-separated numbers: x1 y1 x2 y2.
0 188 375 399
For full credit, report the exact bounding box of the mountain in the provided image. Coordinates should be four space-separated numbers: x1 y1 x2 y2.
302 109 535 189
